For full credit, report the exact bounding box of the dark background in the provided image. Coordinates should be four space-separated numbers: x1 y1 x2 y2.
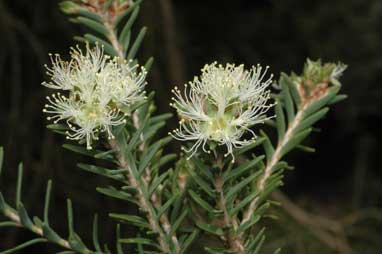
0 0 381 253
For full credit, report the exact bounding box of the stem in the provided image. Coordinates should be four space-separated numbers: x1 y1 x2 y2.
101 11 180 253
109 139 181 253
2 208 86 253
241 103 308 224
214 156 244 254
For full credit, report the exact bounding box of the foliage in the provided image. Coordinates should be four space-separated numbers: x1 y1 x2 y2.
0 1 347 254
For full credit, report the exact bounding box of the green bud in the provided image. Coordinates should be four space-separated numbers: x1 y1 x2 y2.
59 1 80 15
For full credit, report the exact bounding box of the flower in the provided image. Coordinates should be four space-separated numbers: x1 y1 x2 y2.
170 62 273 160
42 44 147 149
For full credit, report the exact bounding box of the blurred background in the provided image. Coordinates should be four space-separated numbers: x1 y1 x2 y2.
0 0 381 253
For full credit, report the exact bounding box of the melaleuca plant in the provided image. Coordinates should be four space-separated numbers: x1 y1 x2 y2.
0 1 347 254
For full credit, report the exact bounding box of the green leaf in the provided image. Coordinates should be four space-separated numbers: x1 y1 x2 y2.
303 85 340 117
282 73 301 107
92 214 102 252
232 137 265 158
0 238 47 254
127 27 147 60
109 213 149 228
77 8 103 22
0 221 19 228
84 34 118 56
328 94 347 105
0 147 3 176
195 222 224 236
223 155 265 183
229 189 260 216
191 157 213 182
225 170 263 204
114 0 143 26
280 128 312 158
148 113 173 125
43 180 52 225
17 203 34 230
188 190 217 213
119 238 159 248
119 6 140 50
294 107 329 133
157 194 178 218
96 186 136 203
16 163 23 206
170 209 188 236
275 100 286 140
180 228 200 254
77 163 125 181
281 76 295 122
139 136 172 173
42 224 65 244
260 131 274 163
236 215 260 234
76 17 109 37
148 171 170 197
186 166 215 198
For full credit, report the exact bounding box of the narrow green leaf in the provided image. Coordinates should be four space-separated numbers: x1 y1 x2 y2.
281 76 295 123
275 100 286 141
17 203 34 230
119 238 159 248
180 228 200 254
149 171 170 197
157 194 178 218
16 163 23 206
77 163 125 181
114 0 143 26
116 224 123 254
96 187 136 203
109 213 149 228
186 167 215 198
195 222 224 236
67 199 74 237
232 137 265 158
229 189 260 216
282 73 301 107
84 34 118 56
42 224 64 244
92 214 102 252
127 27 147 60
303 85 340 117
119 6 140 49
225 170 263 204
191 157 213 182
144 57 154 72
0 221 19 228
260 131 274 163
236 215 260 234
188 190 217 213
296 145 316 153
76 17 109 37
223 155 265 183
294 107 329 133
148 113 173 125
77 8 103 22
44 180 52 225
0 238 47 254
139 136 172 173
280 128 312 158
170 209 188 236
328 94 347 105
0 147 4 176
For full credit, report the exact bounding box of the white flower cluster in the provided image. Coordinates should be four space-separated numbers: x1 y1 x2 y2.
43 44 147 149
170 62 273 160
